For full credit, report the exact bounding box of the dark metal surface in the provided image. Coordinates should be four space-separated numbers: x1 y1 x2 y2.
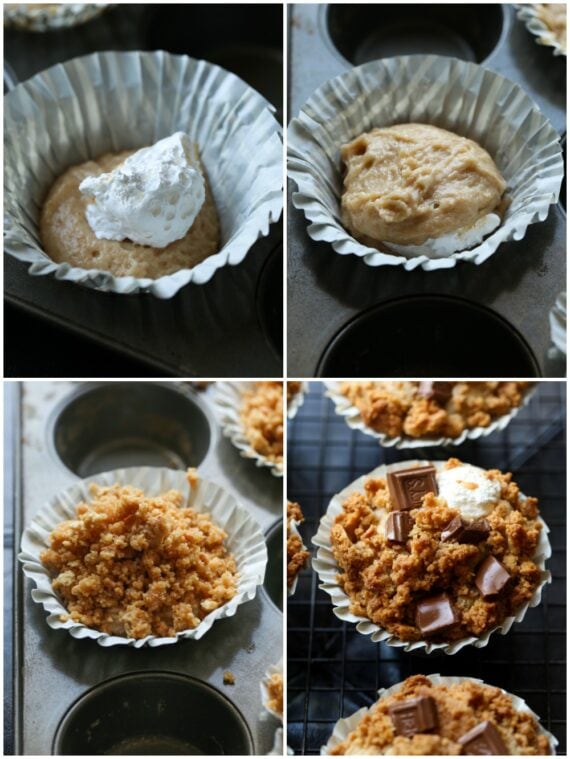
4 4 283 377
287 382 566 754
287 4 567 377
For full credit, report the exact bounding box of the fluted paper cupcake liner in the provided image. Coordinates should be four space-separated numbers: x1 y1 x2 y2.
288 55 563 271
549 291 566 354
287 517 307 597
321 674 558 755
260 659 283 722
313 459 551 655
4 50 282 298
517 4 567 57
213 382 284 477
4 3 108 31
18 466 267 647
324 381 536 449
287 382 308 420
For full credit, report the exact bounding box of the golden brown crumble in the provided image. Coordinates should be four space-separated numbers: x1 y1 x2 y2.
340 381 529 439
267 672 284 717
223 670 236 685
41 476 238 639
240 381 284 464
287 381 302 405
330 675 550 755
330 459 542 642
287 501 310 587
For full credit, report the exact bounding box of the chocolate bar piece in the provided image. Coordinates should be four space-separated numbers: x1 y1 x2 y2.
442 517 490 544
387 465 438 511
415 592 457 636
388 696 438 738
385 511 414 544
458 721 508 754
475 555 510 599
418 381 453 405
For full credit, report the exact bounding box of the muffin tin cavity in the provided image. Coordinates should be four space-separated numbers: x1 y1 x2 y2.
262 519 283 612
50 383 211 477
326 4 504 65
316 296 540 377
53 672 254 755
256 246 283 360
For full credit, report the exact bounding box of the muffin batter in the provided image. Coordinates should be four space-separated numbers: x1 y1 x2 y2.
40 150 220 278
341 123 506 248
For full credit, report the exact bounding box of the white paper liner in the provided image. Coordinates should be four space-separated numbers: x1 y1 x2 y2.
287 382 308 420
18 466 267 648
517 4 567 57
287 517 307 597
288 55 563 271
260 659 283 722
324 382 536 449
4 50 282 298
213 382 284 478
313 459 552 655
321 674 558 755
4 3 108 31
549 291 566 354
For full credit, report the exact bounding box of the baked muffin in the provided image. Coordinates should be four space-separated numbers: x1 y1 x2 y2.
240 382 284 466
534 4 567 49
287 501 309 589
341 124 506 256
329 459 547 643
337 381 529 440
327 675 553 755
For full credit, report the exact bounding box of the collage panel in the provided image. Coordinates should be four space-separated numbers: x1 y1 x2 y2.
5 381 284 755
287 381 566 754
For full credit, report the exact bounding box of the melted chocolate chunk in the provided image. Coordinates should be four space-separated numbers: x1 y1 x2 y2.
441 517 490 544
388 696 438 738
475 555 510 599
415 592 457 636
418 381 453 405
385 511 414 544
387 465 438 511
458 720 508 755
441 515 464 542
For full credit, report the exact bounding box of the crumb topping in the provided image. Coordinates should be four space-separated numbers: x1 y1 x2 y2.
240 381 284 464
287 501 310 587
267 672 284 717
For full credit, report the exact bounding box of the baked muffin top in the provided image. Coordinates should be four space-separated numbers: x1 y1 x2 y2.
240 382 284 465
287 500 309 587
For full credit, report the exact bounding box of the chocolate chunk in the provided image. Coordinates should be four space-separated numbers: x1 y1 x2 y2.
441 517 490 544
415 592 457 636
418 381 453 405
388 696 438 737
387 465 438 511
385 511 414 544
475 555 510 599
458 721 508 755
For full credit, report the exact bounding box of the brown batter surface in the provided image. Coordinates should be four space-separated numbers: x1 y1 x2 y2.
341 123 506 246
40 150 220 279
330 675 551 755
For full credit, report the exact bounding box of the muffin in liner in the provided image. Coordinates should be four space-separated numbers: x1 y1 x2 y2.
324 381 536 449
214 382 284 478
288 54 563 271
517 4 567 57
287 515 308 598
4 3 108 31
321 674 558 755
18 466 267 647
287 381 308 420
312 459 551 655
260 659 283 721
4 50 282 298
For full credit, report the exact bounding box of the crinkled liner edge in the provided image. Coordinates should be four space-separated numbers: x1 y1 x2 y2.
516 4 567 57
4 50 282 298
312 459 552 655
287 382 309 420
260 658 283 722
213 382 283 478
323 382 537 449
17 466 267 647
321 674 558 755
287 518 306 597
287 54 563 272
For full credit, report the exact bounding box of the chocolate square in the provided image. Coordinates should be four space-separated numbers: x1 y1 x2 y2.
387 465 438 511
458 720 508 755
441 517 490 544
415 592 457 636
418 381 453 405
441 515 464 542
385 511 414 544
475 555 510 599
388 696 438 738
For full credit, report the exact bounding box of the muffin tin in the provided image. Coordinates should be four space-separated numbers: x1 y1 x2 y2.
8 381 283 754
4 4 283 376
287 3 566 377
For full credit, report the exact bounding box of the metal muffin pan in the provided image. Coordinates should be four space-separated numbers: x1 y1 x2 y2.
4 4 283 377
10 381 283 754
287 3 567 377
262 519 284 613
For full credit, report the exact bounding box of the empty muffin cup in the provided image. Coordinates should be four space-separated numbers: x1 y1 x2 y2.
53 671 254 754
262 519 283 612
326 4 504 64
256 245 283 359
49 382 212 477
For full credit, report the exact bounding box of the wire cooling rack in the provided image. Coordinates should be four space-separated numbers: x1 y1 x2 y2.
287 382 566 755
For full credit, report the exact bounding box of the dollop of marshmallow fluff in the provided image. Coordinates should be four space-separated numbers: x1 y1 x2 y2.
386 213 501 258
79 132 205 248
436 464 502 520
